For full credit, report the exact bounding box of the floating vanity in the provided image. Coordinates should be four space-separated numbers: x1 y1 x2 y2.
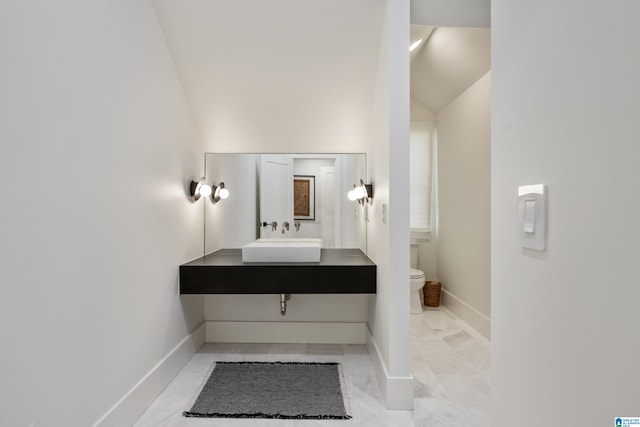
180 248 376 294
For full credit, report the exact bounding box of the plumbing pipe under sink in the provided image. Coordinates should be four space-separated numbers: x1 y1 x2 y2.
280 294 290 316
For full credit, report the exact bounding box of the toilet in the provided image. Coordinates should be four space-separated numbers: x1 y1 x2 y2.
410 268 426 314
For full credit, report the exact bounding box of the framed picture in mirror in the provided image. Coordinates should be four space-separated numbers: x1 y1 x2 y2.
293 175 315 220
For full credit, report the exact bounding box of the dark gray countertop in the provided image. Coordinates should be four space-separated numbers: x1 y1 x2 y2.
183 248 375 267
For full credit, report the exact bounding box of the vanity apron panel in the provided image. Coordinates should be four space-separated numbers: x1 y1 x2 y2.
180 249 376 294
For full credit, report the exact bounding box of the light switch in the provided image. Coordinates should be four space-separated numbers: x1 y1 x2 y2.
518 185 546 250
523 199 536 233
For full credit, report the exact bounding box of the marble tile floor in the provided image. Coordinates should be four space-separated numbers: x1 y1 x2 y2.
411 307 491 427
134 307 490 427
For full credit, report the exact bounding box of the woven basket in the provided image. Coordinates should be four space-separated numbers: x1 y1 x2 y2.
424 281 442 307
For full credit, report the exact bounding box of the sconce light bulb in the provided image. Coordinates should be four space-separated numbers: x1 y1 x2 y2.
347 189 357 201
353 186 366 200
218 187 230 200
199 184 212 198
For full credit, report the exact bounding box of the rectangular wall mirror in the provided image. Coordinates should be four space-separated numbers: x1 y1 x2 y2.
203 153 367 256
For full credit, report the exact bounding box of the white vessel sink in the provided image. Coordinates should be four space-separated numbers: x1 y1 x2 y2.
242 238 322 263
255 238 323 244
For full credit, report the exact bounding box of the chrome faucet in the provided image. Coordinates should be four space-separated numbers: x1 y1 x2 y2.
271 221 278 231
282 221 290 233
294 220 301 232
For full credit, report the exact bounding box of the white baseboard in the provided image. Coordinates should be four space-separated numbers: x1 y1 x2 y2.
366 330 414 410
92 323 205 427
205 321 367 344
441 289 491 339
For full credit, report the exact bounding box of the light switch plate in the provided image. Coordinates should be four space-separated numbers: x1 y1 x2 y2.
518 184 546 250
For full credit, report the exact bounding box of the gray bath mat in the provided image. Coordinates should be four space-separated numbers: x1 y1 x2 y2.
183 361 351 419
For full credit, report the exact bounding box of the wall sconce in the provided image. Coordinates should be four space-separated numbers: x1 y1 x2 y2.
189 178 212 201
347 179 373 205
190 179 230 203
211 182 230 203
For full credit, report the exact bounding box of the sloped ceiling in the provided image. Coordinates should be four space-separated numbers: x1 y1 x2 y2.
152 0 385 152
410 25 435 64
151 2 488 143
411 26 491 115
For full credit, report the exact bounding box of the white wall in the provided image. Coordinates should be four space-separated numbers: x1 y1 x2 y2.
435 72 491 338
366 0 413 410
205 294 367 324
0 1 204 426
492 1 640 425
153 0 386 153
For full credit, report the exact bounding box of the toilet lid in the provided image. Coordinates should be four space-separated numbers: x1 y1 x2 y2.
410 268 425 279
